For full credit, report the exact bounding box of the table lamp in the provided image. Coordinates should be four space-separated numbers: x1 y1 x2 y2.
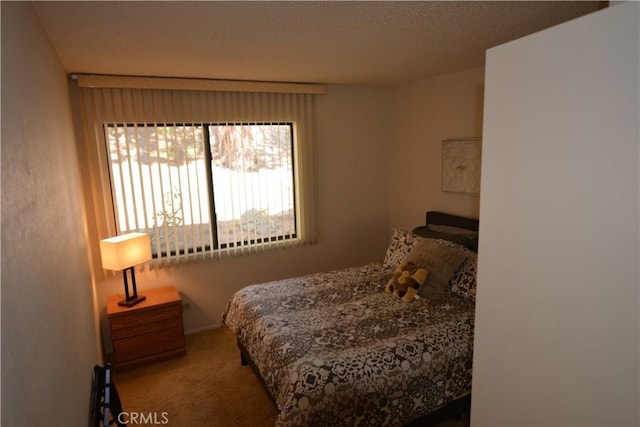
100 232 152 307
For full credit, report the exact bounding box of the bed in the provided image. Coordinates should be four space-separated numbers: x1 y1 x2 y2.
222 211 479 426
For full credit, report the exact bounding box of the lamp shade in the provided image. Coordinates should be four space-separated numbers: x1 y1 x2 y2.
100 232 152 271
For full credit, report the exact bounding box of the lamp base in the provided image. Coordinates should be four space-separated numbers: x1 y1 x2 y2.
118 295 147 307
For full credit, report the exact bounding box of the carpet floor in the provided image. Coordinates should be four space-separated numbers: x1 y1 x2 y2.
114 327 277 426
114 327 467 426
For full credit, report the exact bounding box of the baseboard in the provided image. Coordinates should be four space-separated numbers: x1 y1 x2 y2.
184 324 220 335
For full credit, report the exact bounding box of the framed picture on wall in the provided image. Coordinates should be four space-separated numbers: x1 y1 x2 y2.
442 137 482 194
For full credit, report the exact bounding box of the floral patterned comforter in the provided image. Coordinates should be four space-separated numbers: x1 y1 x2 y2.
222 262 475 426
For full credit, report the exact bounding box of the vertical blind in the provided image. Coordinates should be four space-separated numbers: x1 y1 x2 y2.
73 75 321 267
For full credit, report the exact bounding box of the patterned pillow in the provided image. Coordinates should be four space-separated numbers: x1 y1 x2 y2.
404 238 468 301
383 229 419 269
450 252 477 301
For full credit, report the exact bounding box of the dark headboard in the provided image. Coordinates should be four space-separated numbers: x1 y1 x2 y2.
413 211 479 251
425 211 479 231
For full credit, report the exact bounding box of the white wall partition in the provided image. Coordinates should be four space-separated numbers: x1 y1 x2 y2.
472 3 639 426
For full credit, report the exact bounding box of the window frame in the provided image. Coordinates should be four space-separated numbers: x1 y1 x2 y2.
103 121 299 259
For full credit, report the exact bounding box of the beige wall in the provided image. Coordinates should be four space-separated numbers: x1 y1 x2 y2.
1 2 101 425
96 84 392 339
473 3 639 425
388 67 484 230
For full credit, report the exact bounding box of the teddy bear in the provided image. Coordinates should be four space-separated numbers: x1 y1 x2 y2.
385 261 429 302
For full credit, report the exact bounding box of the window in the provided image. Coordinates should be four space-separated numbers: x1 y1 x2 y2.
105 122 297 258
73 76 321 264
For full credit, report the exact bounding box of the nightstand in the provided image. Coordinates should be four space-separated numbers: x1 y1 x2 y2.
107 285 186 369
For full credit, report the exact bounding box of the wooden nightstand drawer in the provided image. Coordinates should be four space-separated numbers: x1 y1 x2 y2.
110 305 182 340
107 285 186 369
112 326 186 364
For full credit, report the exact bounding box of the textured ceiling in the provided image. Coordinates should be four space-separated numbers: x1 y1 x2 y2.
33 1 602 86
